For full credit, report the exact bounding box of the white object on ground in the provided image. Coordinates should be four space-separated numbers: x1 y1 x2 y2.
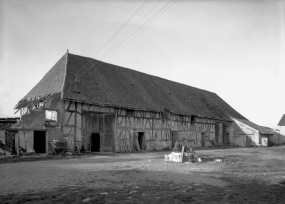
214 159 222 163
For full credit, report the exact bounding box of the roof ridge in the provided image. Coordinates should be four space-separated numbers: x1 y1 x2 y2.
278 114 285 126
67 52 216 95
61 51 69 100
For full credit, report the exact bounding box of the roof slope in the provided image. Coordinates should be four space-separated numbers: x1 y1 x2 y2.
234 118 276 134
278 114 285 126
61 53 246 120
15 52 247 121
15 54 67 109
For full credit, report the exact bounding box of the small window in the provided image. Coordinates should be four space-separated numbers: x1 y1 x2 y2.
126 109 134 117
162 111 170 120
45 110 57 122
20 107 29 116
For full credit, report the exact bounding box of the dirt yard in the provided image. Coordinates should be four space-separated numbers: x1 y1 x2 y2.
1 146 285 204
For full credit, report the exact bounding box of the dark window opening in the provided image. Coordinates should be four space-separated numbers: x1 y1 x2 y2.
126 109 134 117
162 111 170 120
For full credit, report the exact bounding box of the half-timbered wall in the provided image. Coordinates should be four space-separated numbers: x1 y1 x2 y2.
63 101 233 152
63 101 115 151
115 109 223 152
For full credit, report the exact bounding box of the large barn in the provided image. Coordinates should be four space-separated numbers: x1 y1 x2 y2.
11 52 275 154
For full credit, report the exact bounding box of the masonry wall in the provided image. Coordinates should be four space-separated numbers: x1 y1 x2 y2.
231 120 259 147
271 127 285 144
13 93 63 153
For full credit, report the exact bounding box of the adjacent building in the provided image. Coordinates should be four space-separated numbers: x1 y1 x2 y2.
275 114 285 144
0 117 19 154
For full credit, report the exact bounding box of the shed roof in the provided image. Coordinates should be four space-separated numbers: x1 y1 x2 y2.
0 118 19 123
278 114 285 126
15 52 247 121
234 118 276 135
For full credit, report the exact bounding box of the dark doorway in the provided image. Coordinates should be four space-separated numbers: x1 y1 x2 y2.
201 133 205 147
91 133 100 152
171 131 179 148
245 135 252 147
138 132 145 150
34 131 46 153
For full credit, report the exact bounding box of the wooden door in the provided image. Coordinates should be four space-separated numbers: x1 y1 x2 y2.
83 112 100 152
201 133 205 147
245 135 252 147
215 123 219 144
222 124 227 144
103 114 114 151
83 112 114 152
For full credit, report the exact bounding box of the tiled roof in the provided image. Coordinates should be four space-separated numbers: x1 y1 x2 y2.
15 52 247 121
278 114 285 126
234 118 276 135
15 54 67 109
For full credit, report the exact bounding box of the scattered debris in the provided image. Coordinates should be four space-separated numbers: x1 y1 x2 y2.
165 143 202 163
129 191 137 194
82 198 91 203
279 180 285 185
29 195 40 199
214 159 222 163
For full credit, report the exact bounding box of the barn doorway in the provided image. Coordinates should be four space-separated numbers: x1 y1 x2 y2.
34 131 46 153
91 133 100 152
138 132 145 150
201 133 205 147
245 135 252 147
171 131 179 148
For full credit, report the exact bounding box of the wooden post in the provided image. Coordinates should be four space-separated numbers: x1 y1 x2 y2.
113 108 117 153
15 132 19 155
181 145 185 163
24 131 27 154
74 102 77 151
46 130 48 154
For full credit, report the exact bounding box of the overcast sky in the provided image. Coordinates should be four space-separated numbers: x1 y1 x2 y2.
0 0 284 128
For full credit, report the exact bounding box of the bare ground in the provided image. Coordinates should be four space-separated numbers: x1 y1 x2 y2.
0 146 285 203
